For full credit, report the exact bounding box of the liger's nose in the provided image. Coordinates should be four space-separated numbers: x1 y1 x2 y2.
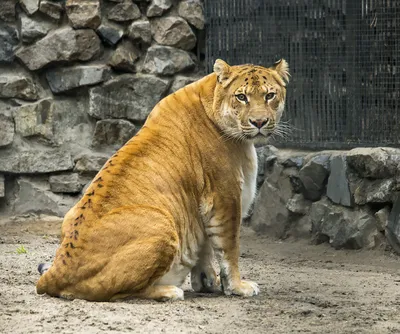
249 118 269 129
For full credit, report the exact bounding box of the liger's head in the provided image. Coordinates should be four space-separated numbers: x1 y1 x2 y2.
213 59 290 144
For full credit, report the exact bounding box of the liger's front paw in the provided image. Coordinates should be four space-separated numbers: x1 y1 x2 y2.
225 280 259 297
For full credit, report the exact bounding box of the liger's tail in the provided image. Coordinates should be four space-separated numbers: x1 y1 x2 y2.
37 263 51 275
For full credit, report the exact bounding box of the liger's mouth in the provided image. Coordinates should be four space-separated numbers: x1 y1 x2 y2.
243 131 271 139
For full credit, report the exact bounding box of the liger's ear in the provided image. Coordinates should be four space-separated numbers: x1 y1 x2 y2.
214 59 231 83
272 59 290 84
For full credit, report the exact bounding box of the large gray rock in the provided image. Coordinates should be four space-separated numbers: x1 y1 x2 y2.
251 167 293 238
375 206 390 232
16 26 101 71
169 75 200 93
299 154 330 201
346 147 400 179
13 177 78 216
281 155 305 169
128 18 152 44
0 110 14 147
146 0 172 17
255 146 266 187
0 0 18 22
0 149 73 173
108 41 140 73
96 21 124 45
327 155 352 207
20 13 56 43
92 119 136 149
263 151 304 195
289 171 304 194
0 175 4 197
310 198 378 249
74 152 109 174
264 146 308 169
46 65 111 93
108 0 141 22
143 45 195 75
263 157 283 185
0 24 19 63
20 0 39 16
352 178 395 205
251 182 290 238
51 96 95 151
151 16 196 50
49 173 88 193
286 194 311 215
387 195 400 254
13 99 54 140
39 1 63 20
88 74 170 122
178 0 205 30
0 74 39 100
66 0 101 29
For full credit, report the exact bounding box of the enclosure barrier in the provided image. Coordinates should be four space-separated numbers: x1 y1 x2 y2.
205 0 400 149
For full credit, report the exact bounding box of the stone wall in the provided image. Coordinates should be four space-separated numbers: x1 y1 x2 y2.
0 0 205 216
250 146 400 251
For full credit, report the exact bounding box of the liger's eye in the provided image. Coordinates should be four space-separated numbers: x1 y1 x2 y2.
265 93 275 101
235 94 248 103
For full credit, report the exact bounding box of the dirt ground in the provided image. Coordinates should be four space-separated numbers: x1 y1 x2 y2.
1 217 400 334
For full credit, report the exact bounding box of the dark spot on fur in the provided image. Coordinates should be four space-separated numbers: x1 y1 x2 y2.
262 76 267 80
66 252 71 258
97 184 104 188
62 260 66 265
94 177 103 183
87 190 95 196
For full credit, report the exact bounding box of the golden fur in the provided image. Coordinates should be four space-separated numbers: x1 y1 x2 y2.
36 59 289 301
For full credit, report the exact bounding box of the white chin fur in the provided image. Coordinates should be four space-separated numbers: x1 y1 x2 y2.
251 135 270 145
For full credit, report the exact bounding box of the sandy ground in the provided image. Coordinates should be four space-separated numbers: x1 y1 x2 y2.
1 217 400 334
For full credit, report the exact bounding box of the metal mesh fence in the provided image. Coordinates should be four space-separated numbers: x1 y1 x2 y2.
205 0 400 149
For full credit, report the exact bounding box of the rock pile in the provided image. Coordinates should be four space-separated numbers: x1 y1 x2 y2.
251 146 400 251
